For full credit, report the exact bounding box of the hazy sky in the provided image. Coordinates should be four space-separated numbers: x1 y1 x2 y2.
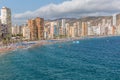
0 0 119 25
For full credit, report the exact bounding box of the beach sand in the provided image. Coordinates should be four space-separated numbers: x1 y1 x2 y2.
0 35 117 54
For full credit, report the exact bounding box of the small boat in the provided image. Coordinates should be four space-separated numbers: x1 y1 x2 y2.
73 41 79 44
76 41 80 44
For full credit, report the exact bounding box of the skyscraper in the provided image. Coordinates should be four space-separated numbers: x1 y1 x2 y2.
1 6 11 34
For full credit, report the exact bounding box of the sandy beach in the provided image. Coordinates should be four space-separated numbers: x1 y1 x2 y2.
0 40 59 54
0 35 118 54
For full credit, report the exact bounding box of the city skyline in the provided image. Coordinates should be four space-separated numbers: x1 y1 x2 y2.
0 0 120 25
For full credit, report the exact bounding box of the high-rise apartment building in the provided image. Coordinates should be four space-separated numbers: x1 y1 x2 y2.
81 22 88 37
61 19 66 35
49 22 59 39
28 17 44 40
12 26 17 35
116 14 120 35
87 22 94 36
116 14 120 26
23 26 30 40
76 21 82 37
65 23 70 38
1 6 11 34
35 17 44 40
28 19 38 40
0 20 1 36
101 19 106 35
113 14 117 26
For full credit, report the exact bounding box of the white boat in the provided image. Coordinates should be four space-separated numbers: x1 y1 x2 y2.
76 41 79 44
73 41 79 44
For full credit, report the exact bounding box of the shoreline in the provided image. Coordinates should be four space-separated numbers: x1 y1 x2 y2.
0 35 119 54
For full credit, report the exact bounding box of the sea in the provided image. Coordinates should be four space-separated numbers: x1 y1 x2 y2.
0 36 120 80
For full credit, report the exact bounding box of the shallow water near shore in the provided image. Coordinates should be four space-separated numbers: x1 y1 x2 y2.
0 36 120 80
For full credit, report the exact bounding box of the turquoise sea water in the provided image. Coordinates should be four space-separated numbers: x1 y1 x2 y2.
0 37 120 80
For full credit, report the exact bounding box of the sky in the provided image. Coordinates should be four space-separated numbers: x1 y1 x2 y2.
0 0 120 25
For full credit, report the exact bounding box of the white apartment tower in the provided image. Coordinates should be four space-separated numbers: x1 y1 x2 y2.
113 14 117 26
62 19 66 35
1 6 11 34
